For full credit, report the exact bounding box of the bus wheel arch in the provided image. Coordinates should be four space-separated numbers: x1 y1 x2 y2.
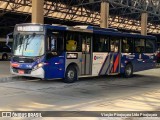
2 53 8 60
63 63 79 83
123 62 133 78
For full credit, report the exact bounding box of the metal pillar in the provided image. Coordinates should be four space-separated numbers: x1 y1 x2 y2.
141 12 148 35
32 0 44 24
100 1 109 28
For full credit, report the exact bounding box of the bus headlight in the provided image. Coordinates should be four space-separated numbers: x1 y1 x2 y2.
38 63 44 68
33 62 45 70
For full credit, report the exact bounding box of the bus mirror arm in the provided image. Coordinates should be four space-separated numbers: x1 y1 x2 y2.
6 32 13 50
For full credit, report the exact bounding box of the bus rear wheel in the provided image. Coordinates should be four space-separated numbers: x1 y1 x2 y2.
63 66 78 83
124 63 133 78
2 54 8 61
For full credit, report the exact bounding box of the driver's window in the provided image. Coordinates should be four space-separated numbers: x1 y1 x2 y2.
47 30 64 52
50 35 57 51
47 35 57 52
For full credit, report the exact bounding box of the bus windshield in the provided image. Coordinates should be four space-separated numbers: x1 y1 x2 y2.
13 33 45 57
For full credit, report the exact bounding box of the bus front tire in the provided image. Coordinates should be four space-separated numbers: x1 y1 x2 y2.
2 54 8 61
124 63 133 78
63 66 78 83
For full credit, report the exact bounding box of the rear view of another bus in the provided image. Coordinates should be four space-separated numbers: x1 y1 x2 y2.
0 38 12 60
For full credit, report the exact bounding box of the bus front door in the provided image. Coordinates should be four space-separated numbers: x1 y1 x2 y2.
81 35 92 75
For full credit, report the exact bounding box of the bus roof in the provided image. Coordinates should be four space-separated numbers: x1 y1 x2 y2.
46 24 156 40
85 25 156 40
15 23 156 40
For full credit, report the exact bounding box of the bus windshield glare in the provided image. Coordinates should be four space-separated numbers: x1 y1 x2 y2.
13 33 45 57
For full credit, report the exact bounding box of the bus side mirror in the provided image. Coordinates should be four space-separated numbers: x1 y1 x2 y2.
6 32 13 50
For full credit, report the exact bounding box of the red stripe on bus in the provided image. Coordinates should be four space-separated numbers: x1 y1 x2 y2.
114 54 119 72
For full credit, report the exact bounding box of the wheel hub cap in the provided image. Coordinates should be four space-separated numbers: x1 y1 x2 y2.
68 70 74 79
126 67 131 75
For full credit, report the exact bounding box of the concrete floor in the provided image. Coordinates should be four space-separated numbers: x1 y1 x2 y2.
0 60 12 78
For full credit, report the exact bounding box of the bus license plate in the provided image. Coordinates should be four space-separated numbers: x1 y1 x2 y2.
18 70 24 74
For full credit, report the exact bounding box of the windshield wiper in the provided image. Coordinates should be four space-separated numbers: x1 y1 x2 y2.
17 34 23 52
24 33 36 51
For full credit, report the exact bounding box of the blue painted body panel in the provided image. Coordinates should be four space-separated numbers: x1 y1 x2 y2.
10 53 66 79
120 53 156 73
43 52 66 79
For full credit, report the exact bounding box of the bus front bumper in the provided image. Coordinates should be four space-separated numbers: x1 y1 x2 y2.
10 67 44 78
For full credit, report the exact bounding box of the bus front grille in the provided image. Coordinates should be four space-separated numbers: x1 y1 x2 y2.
12 56 34 63
12 68 32 74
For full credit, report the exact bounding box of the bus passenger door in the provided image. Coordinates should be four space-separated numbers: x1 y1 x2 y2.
45 31 65 79
81 35 92 75
109 39 121 74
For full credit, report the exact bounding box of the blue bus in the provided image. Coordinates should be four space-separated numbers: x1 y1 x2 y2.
10 23 157 83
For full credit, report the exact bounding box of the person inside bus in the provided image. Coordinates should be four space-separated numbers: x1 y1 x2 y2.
111 41 119 52
122 40 129 53
110 41 115 52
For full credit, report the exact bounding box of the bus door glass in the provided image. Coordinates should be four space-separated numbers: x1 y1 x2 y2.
45 30 65 79
81 34 92 75
110 38 120 73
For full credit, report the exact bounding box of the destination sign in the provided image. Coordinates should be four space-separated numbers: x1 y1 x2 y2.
17 26 44 32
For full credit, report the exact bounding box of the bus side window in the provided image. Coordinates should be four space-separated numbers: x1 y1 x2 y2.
57 37 64 51
47 35 57 52
135 46 140 52
66 40 77 51
110 38 119 52
47 30 64 53
82 35 91 53
122 39 129 53
110 41 115 52
66 33 77 51
121 38 133 53
82 39 86 52
66 32 81 52
50 36 57 52
134 39 145 53
146 39 155 53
